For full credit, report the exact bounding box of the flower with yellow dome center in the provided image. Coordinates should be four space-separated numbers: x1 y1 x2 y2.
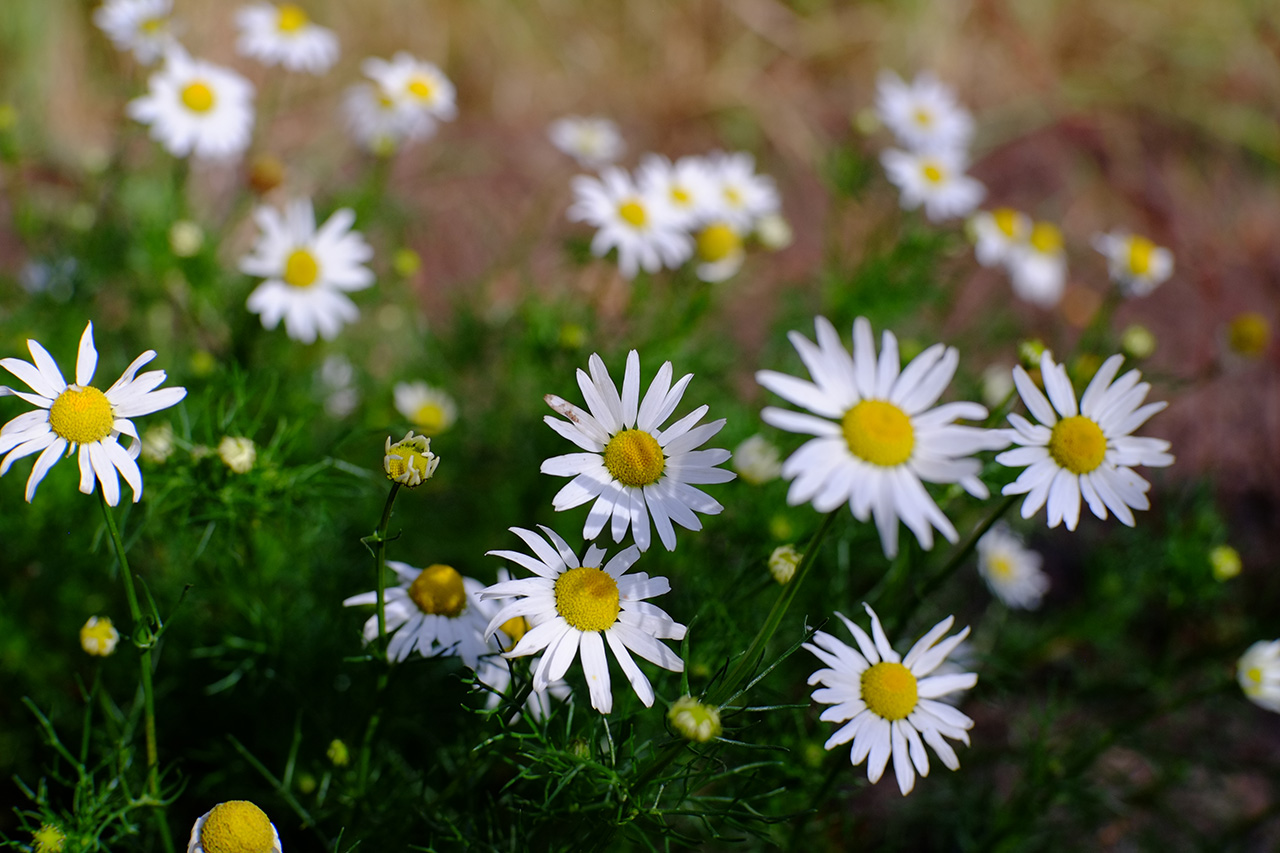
549 115 625 169
757 316 1007 559
874 70 974 154
235 2 339 74
976 523 1048 610
997 350 1173 531
482 526 686 714
93 0 177 65
1092 230 1173 297
80 616 121 656
32 823 66 853
805 603 977 796
0 322 186 505
127 48 254 160
1237 640 1280 713
240 198 374 343
383 431 439 487
694 221 745 283
568 168 692 280
541 350 734 552
344 561 496 665
392 381 458 436
187 800 282 853
880 147 985 222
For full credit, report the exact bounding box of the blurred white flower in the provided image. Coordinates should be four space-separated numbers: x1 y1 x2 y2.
549 116 624 169
1092 231 1173 298
976 523 1048 609
969 208 1031 268
393 381 457 436
127 48 254 161
235 2 339 74
875 70 974 153
1238 640 1280 713
218 436 256 473
732 434 783 485
80 616 120 657
1007 222 1067 309
93 0 177 65
881 148 984 222
568 168 692 279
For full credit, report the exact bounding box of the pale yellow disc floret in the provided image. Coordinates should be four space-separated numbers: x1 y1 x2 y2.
670 186 693 207
198 801 275 853
181 81 216 113
49 386 114 446
1030 222 1063 254
413 403 448 435
920 161 946 185
696 222 740 263
617 199 647 228
992 207 1021 238
499 615 529 650
841 400 915 468
554 566 620 632
861 661 919 721
407 76 434 102
603 428 665 487
988 555 1014 579
1126 236 1155 276
407 564 467 617
1047 415 1106 475
912 107 934 128
282 248 319 288
276 3 309 32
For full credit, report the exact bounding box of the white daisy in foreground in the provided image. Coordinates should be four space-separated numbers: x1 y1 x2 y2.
127 49 254 160
363 52 457 128
343 562 494 666
568 168 692 279
93 0 177 65
875 70 974 154
998 351 1174 530
235 2 339 74
240 199 374 343
636 154 717 230
969 207 1031 268
976 523 1048 610
1007 222 1067 308
542 350 733 552
706 151 780 231
1238 640 1280 713
481 526 686 714
757 316 1008 559
805 603 977 796
1092 231 1173 298
188 801 281 853
0 322 186 505
549 115 624 169
881 148 985 222
393 381 457 436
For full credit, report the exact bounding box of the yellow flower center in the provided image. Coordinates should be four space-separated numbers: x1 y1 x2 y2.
670 186 692 207
993 207 1021 238
1029 222 1063 254
1245 667 1263 691
921 161 945 184
861 661 919 721
140 16 166 34
1126 236 1155 276
80 617 118 656
33 823 66 853
724 186 745 208
198 801 275 853
912 107 934 127
385 446 434 483
276 3 309 32
48 386 114 446
1047 415 1107 475
407 564 467 617
407 76 434 102
413 402 449 434
617 199 647 228
602 428 665 487
1227 312 1270 358
841 400 914 467
282 248 320 288
554 566 620 632
499 615 529 650
180 81 216 114
696 222 740 263
988 555 1014 579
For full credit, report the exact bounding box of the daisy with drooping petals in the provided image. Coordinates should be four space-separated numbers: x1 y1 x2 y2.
541 350 734 552
1092 231 1173 298
0 322 186 505
188 801 282 853
706 151 780 231
757 316 1008 559
393 381 457 436
343 562 494 666
1007 221 1067 308
805 603 977 796
881 148 985 222
127 49 254 160
481 526 686 714
240 199 374 343
969 207 1031 268
235 3 339 74
93 0 177 64
549 116 625 169
976 522 1049 610
1238 640 1280 713
568 168 692 280
998 351 1174 531
875 70 974 153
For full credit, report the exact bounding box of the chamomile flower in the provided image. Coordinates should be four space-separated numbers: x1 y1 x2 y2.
1092 231 1173 297
693 221 746 282
0 322 186 505
80 616 120 657
757 316 1008 559
548 115 625 169
568 168 692 279
481 526 686 714
805 603 977 796
635 154 717 230
1007 222 1067 308
976 523 1048 610
342 83 426 154
880 148 985 222
875 70 974 153
997 351 1174 531
732 434 783 485
383 431 439 487
93 0 177 65
127 49 255 160
343 562 494 666
706 151 780 231
240 199 374 343
541 350 734 552
393 381 457 436
235 3 339 74
362 52 457 127
188 801 281 853
970 208 1031 268
1237 640 1280 713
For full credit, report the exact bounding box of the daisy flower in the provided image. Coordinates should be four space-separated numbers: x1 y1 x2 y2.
127 48 255 160
970 207 1031 268
362 52 457 127
393 381 457 436
635 154 717 231
805 603 977 796
342 83 426 154
235 3 339 74
188 801 281 853
757 316 1008 559
1238 640 1280 713
475 574 573 720
383 431 439 488
976 522 1048 610
874 70 974 153
693 221 746 283
1092 231 1173 297
240 198 375 343
548 115 625 169
541 350 734 552
706 151 780 231
481 526 686 714
568 167 692 279
732 433 783 485
997 351 1174 530
0 322 186 505
343 562 494 666
80 616 120 657
1004 221 1068 308
880 148 985 222
93 0 177 65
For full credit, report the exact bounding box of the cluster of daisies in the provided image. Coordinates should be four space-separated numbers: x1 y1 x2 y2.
874 71 1174 309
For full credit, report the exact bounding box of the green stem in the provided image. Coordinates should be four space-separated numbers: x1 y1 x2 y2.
356 482 401 795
